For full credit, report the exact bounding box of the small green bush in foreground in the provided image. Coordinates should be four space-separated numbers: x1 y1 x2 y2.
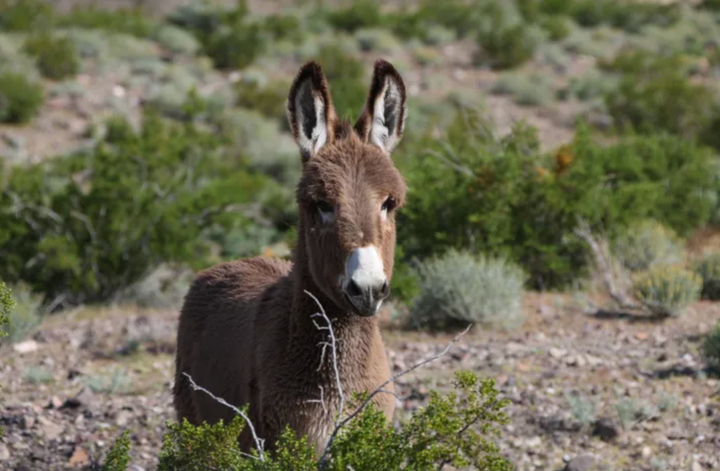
101 371 512 471
0 72 43 123
411 250 525 330
633 266 701 317
693 252 720 301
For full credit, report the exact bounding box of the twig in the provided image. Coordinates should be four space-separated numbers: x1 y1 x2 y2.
305 284 472 470
305 290 346 430
182 373 265 461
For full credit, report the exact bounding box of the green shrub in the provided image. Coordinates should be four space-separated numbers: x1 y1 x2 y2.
410 250 525 330
0 113 272 304
235 79 288 121
99 371 511 471
102 431 131 471
702 323 720 372
539 14 571 41
633 266 701 317
354 27 402 53
477 21 539 70
154 25 200 55
693 252 720 301
604 51 717 138
0 72 43 123
206 22 265 70
0 284 43 345
558 69 618 101
315 44 366 119
492 72 555 106
56 6 157 37
397 111 715 289
614 220 685 272
327 0 383 33
0 0 54 31
387 0 487 42
570 0 680 33
539 0 574 16
168 0 262 70
24 34 80 80
0 281 13 338
262 14 304 42
700 0 720 12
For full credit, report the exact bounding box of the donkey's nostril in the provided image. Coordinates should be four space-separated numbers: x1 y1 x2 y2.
346 279 363 298
378 280 390 300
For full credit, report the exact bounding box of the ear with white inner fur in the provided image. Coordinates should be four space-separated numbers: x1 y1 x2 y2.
354 59 407 154
287 61 337 162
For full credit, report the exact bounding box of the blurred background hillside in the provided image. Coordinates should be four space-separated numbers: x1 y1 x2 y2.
2 0 720 470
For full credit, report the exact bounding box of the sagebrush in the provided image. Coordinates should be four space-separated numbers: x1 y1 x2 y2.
633 266 701 317
410 250 525 330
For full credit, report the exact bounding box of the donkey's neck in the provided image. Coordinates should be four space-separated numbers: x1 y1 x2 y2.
287 229 378 379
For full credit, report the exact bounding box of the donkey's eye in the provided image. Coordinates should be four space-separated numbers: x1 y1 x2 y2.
316 199 333 213
316 200 334 223
381 196 396 212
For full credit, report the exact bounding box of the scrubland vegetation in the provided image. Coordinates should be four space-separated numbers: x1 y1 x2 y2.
2 0 720 470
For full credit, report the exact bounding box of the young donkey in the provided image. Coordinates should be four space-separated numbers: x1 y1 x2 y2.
173 59 408 454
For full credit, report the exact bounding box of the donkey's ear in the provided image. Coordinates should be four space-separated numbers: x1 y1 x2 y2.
287 61 337 162
355 59 407 154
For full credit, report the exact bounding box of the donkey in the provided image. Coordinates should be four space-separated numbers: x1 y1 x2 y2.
173 59 408 454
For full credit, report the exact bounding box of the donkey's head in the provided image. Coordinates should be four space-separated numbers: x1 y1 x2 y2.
287 59 408 317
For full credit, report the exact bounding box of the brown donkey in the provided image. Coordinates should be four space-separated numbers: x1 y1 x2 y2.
173 59 408 454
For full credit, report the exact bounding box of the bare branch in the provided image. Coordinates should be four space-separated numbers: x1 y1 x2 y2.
182 373 265 461
305 290 346 429
306 385 328 415
574 218 639 310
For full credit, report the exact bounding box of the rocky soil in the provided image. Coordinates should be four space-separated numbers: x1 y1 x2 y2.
1 294 718 471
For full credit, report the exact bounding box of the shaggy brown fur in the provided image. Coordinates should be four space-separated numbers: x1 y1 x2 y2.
173 59 409 454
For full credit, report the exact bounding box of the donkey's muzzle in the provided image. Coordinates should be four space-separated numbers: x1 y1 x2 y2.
344 278 390 316
343 246 389 316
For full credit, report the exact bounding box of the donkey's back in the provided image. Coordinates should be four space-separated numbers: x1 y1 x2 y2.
173 256 292 427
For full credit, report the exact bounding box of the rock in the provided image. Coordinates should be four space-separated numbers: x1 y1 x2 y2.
641 446 652 458
38 417 64 441
691 461 702 471
593 418 620 442
549 347 567 359
116 410 133 427
13 340 39 354
48 396 64 409
68 447 90 467
526 436 542 448
21 415 35 430
0 443 9 461
564 455 596 471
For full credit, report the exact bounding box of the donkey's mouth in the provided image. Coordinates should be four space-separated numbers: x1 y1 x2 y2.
344 291 383 317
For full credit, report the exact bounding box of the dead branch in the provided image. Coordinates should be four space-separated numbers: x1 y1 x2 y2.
574 218 639 310
182 373 265 461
